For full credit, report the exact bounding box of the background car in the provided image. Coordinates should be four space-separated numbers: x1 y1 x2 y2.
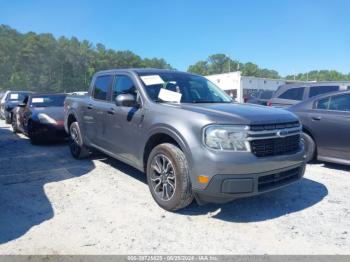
12 93 68 144
245 89 274 105
288 90 350 165
0 91 33 124
0 90 10 120
268 82 350 108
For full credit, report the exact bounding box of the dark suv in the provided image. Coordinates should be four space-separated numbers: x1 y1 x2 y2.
268 82 350 108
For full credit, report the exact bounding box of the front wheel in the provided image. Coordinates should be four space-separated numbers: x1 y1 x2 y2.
28 121 40 144
11 114 20 133
301 132 316 163
146 143 193 211
69 122 90 159
5 113 12 124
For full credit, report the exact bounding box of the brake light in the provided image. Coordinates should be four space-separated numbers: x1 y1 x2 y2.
267 101 272 106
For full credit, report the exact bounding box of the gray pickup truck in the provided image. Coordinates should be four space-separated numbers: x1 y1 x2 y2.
64 69 306 211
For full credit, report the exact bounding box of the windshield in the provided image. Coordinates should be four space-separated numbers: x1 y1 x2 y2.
138 72 232 103
30 94 66 107
7 92 30 102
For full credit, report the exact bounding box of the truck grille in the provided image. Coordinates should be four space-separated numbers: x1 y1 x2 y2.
251 134 300 157
258 167 300 191
248 121 301 157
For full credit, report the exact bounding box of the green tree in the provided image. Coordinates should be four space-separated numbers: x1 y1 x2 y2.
187 53 281 79
0 24 174 93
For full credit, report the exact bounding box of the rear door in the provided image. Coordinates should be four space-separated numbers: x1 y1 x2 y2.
84 74 113 147
308 93 350 161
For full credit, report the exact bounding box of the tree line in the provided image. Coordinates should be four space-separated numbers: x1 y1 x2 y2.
0 25 172 93
0 24 349 93
187 54 350 81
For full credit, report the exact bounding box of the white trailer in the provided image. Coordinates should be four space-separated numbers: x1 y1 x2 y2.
205 71 287 103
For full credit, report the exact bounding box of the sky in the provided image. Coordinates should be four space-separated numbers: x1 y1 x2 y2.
0 0 349 76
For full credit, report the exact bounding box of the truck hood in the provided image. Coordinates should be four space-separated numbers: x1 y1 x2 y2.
172 103 299 125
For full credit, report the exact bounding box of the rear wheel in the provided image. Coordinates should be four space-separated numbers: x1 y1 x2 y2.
146 143 193 211
301 132 316 163
69 122 90 159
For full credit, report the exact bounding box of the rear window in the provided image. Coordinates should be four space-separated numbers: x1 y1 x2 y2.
30 95 67 107
309 86 339 98
316 97 330 110
278 87 305 101
7 92 29 101
260 90 274 99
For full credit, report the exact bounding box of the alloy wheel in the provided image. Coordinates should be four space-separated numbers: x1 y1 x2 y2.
150 154 176 201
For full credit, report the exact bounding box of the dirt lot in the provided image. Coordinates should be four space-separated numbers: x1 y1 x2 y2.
0 119 349 255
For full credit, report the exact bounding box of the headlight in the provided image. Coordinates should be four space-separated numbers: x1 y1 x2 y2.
38 113 57 124
204 125 250 151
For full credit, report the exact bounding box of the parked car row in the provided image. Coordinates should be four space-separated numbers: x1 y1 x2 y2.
0 90 33 124
11 93 68 144
1 70 349 211
1 89 91 144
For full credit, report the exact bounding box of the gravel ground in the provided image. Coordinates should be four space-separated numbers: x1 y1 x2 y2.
0 119 349 255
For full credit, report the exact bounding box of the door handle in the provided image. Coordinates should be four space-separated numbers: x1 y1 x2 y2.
87 104 93 109
107 108 115 115
311 116 322 121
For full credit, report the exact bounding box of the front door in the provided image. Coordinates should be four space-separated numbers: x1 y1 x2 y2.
104 74 144 166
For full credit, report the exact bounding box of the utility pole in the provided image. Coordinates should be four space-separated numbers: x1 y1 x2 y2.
227 54 230 73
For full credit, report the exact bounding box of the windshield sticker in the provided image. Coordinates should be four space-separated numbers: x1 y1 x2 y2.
158 88 182 103
32 98 44 103
140 75 165 86
10 94 19 100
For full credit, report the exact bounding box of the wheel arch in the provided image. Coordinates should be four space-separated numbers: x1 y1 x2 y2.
142 127 192 173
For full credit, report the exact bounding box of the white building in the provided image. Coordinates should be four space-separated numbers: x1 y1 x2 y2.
205 71 287 103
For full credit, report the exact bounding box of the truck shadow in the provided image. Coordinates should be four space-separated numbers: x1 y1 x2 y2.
178 178 328 222
98 155 328 222
0 126 95 244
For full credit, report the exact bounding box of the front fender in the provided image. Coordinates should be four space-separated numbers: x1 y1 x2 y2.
143 124 194 168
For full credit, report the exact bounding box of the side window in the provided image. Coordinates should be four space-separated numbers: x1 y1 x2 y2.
348 86 350 90
93 75 112 101
329 94 350 112
112 75 136 100
316 97 330 110
309 86 339 98
278 87 305 101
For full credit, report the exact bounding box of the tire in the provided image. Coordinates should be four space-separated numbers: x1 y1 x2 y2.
69 122 90 159
5 113 12 124
301 132 316 163
28 121 40 145
146 143 193 211
11 114 19 133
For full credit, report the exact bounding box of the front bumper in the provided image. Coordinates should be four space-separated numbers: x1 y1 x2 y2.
31 121 68 140
193 163 306 204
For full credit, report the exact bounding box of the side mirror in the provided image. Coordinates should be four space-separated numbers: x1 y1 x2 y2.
115 94 137 107
18 103 26 108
